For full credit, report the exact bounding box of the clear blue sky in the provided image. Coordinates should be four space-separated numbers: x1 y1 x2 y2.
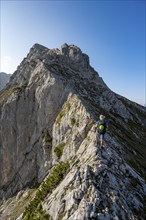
0 0 145 105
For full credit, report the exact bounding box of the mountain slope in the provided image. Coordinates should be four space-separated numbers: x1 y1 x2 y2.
0 72 11 91
0 43 146 220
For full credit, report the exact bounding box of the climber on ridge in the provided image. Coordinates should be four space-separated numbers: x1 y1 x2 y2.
96 115 108 147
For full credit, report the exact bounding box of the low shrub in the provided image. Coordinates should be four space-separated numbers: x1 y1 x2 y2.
23 161 70 220
54 143 66 159
70 117 76 126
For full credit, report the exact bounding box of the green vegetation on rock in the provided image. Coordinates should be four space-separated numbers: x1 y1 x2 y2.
0 83 28 106
70 117 76 126
24 203 49 220
55 101 71 125
55 111 65 125
23 161 70 220
54 143 66 159
66 102 71 112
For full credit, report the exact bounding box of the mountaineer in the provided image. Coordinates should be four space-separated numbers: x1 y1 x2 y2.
96 115 108 147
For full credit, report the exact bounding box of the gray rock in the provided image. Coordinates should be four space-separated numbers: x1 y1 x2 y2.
0 43 146 220
0 72 11 91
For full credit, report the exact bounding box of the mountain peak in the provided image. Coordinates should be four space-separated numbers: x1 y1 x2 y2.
0 43 146 219
61 43 90 68
32 43 48 50
8 43 103 89
29 43 90 69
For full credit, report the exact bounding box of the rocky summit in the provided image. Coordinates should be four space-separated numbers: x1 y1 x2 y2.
0 43 146 220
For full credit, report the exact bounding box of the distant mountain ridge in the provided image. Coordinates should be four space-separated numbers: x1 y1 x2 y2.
0 72 11 91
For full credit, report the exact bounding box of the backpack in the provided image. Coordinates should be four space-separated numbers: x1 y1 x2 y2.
97 120 106 134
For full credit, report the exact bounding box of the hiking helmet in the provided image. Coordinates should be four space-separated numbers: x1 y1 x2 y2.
100 115 105 120
99 124 104 131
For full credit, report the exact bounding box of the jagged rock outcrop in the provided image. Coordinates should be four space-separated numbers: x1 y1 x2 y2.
0 72 11 91
0 43 146 220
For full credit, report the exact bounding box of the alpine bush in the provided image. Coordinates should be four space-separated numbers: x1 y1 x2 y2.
23 161 70 219
54 143 66 159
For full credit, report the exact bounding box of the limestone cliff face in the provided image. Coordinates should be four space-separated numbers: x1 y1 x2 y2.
0 43 146 220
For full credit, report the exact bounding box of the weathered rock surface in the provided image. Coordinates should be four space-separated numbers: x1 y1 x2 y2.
0 72 11 91
0 43 146 219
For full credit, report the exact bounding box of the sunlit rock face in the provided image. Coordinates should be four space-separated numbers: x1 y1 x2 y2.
0 43 146 220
